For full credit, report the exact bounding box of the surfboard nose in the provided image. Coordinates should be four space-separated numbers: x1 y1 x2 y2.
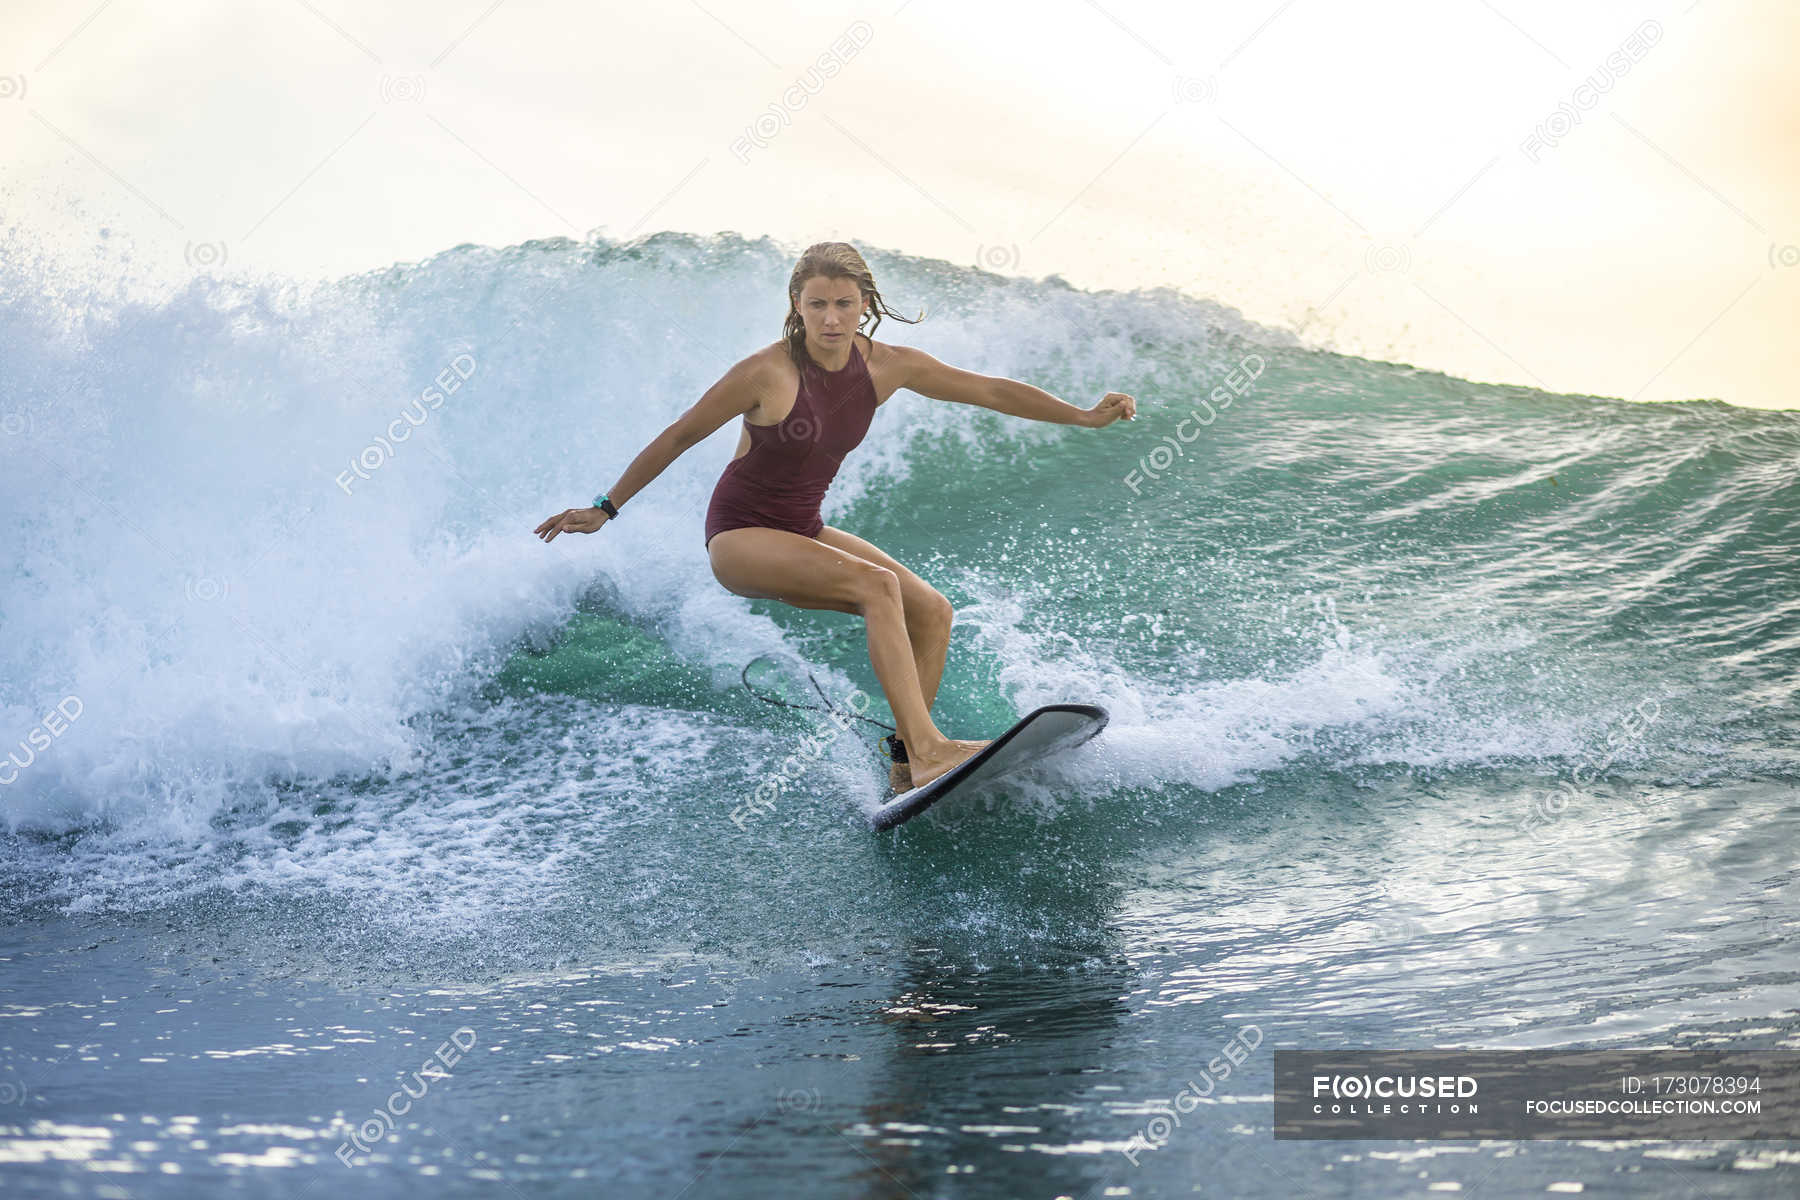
870 704 1108 831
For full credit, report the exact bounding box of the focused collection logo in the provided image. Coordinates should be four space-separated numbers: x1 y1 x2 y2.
1310 1072 1479 1114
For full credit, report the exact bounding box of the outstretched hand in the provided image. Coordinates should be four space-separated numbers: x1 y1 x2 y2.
535 506 609 542
1084 391 1137 427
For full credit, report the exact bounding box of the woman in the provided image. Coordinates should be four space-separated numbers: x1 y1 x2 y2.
535 242 1136 795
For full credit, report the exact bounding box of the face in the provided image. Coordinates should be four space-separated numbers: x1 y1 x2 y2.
793 274 868 353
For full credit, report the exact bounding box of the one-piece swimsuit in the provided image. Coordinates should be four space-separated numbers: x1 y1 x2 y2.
703 341 878 547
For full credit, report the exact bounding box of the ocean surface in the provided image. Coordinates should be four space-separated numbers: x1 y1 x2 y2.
2 231 1797 1198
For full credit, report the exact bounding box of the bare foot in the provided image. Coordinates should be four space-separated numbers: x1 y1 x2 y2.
887 762 912 795
908 738 992 789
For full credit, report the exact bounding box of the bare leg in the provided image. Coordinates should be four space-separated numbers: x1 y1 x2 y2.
816 526 956 706
814 526 969 791
708 527 985 788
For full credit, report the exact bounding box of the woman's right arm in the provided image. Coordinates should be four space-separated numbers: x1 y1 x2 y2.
535 355 767 542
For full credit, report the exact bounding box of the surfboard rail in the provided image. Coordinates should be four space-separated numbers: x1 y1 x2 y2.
870 703 1108 831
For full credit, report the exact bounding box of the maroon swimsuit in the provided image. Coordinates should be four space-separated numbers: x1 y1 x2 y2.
704 342 878 547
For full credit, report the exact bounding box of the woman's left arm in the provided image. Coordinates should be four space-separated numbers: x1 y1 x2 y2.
897 346 1136 427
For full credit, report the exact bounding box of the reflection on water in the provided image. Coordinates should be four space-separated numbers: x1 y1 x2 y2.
849 941 1135 1198
2 765 1796 1197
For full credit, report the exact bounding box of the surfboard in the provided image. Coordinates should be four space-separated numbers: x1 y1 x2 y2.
870 703 1109 831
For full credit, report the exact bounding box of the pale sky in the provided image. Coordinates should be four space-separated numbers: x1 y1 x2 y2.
3 0 1795 408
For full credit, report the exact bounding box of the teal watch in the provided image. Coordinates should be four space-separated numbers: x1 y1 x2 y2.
593 494 619 519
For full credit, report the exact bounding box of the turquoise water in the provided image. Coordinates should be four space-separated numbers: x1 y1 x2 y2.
1 232 1797 1197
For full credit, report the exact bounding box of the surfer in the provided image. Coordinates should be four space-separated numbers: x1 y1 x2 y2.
535 242 1136 794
